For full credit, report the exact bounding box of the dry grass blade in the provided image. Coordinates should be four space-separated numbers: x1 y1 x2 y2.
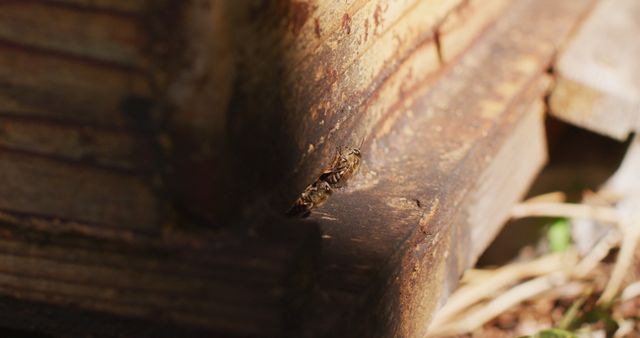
620 280 640 301
461 269 497 284
427 272 569 337
511 202 619 224
429 252 575 329
598 213 640 304
429 192 635 336
522 191 568 204
573 230 621 278
614 320 635 338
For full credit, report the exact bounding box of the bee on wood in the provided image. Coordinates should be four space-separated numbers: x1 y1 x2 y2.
286 180 332 217
287 141 363 217
319 146 362 188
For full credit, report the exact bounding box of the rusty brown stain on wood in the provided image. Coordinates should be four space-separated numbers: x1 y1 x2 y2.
373 4 384 32
433 28 444 65
364 18 369 42
341 13 352 34
314 17 321 38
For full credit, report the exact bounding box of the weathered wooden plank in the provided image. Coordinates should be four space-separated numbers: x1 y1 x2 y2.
220 0 509 223
0 1 146 67
0 217 320 337
295 0 595 336
465 96 548 262
549 0 640 139
0 1 599 337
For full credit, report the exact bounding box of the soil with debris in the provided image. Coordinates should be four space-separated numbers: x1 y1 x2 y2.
443 254 640 337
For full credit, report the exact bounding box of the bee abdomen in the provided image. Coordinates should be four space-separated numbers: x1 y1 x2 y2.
286 180 332 217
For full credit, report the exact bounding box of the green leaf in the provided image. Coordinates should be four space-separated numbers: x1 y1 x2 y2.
547 218 571 252
557 287 593 330
583 306 619 336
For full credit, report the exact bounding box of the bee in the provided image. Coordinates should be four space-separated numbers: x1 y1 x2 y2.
286 180 332 217
319 146 362 188
287 141 364 217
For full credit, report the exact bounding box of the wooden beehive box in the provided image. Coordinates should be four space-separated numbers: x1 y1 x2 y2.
0 0 600 336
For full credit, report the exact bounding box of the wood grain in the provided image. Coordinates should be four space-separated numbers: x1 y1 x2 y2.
0 0 600 336
0 1 146 67
298 0 595 336
0 216 320 337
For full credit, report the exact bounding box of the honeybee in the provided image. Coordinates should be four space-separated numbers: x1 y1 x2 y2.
287 141 363 217
319 146 362 188
286 180 332 217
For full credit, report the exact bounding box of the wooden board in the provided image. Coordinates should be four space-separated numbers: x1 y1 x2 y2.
0 2 325 337
295 0 594 336
0 216 321 337
549 0 640 140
